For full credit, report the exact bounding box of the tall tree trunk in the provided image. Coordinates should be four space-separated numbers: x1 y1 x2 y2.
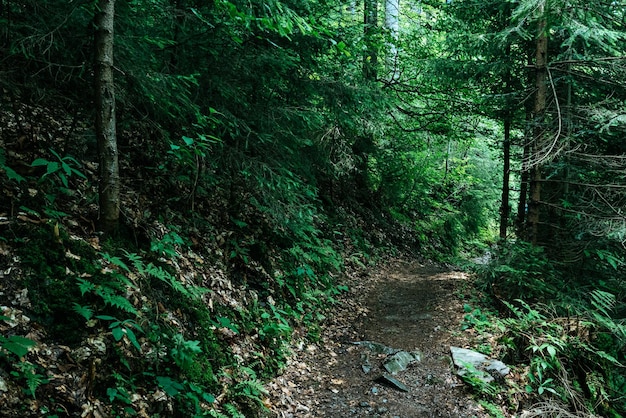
384 0 399 76
354 0 378 203
516 50 535 238
94 0 119 234
499 115 511 240
363 0 378 80
499 41 512 240
516 136 530 236
527 4 547 245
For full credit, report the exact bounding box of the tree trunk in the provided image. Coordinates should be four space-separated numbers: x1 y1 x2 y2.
499 116 511 240
516 135 530 237
384 0 399 61
363 0 378 80
499 39 512 241
94 0 119 234
527 5 547 245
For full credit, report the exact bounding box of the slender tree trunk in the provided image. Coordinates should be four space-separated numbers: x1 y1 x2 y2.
354 0 378 202
94 0 119 234
499 116 511 240
499 41 512 240
516 136 530 236
516 50 534 238
363 0 378 80
527 5 547 245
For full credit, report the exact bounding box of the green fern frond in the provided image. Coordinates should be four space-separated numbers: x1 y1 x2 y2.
223 404 245 418
122 251 147 274
72 303 94 321
96 287 138 315
101 252 131 272
77 278 96 296
590 290 616 317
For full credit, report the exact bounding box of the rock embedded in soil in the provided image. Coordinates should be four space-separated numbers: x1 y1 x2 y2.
375 373 410 392
450 346 510 384
383 350 421 374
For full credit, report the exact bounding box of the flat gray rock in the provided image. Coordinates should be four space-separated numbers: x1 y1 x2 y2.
375 373 409 392
383 350 421 374
450 346 510 384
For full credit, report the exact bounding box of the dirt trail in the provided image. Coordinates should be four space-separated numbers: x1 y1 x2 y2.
268 259 488 418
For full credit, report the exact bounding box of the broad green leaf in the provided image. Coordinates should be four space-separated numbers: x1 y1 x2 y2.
2 335 37 357
111 326 124 341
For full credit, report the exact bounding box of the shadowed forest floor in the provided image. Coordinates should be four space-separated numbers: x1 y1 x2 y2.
268 259 490 417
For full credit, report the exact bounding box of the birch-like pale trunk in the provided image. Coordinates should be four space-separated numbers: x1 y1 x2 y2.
384 0 399 79
384 0 399 51
94 0 120 234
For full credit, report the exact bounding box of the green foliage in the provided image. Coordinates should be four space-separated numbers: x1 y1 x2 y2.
474 241 561 301
0 316 40 398
106 372 137 415
15 225 94 343
0 148 25 183
156 375 216 416
0 329 37 358
10 361 47 399
457 361 499 398
118 250 209 300
150 227 187 258
96 315 143 352
30 149 86 188
167 132 221 209
170 333 202 370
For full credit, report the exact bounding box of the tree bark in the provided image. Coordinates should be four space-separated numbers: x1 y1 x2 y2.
499 40 512 241
363 0 378 80
94 0 119 234
499 116 511 240
527 4 547 245
516 135 530 237
384 0 399 51
384 0 399 80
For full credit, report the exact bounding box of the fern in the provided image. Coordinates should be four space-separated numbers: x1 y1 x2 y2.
223 404 245 418
590 290 616 318
96 287 138 315
122 251 147 274
102 252 131 272
77 278 96 295
12 361 46 399
207 410 229 418
72 303 94 321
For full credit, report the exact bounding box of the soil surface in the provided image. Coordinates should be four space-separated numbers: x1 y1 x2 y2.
268 259 489 417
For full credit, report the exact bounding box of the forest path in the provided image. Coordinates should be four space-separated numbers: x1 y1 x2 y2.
268 259 489 417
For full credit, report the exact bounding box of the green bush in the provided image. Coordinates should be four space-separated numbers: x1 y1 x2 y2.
474 241 562 302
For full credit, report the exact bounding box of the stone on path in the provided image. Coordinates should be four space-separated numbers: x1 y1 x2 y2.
375 373 409 392
383 350 421 375
450 346 510 384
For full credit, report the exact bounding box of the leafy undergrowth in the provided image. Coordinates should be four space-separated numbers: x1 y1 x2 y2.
459 242 626 418
0 102 407 417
